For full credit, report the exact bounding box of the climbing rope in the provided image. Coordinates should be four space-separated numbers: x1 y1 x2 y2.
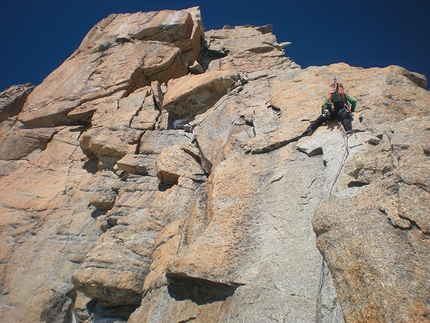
328 122 364 196
317 121 365 321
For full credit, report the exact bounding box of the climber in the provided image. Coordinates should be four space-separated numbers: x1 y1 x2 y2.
302 78 357 136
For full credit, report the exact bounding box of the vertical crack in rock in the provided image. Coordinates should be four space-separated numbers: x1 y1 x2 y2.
134 130 146 154
64 143 81 195
191 135 213 175
315 257 343 323
128 100 145 129
166 272 242 305
315 256 326 322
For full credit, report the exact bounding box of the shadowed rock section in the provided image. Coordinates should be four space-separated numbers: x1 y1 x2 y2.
166 272 242 305
0 6 429 323
0 83 34 122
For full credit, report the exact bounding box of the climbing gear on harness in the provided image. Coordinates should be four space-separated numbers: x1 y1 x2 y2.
322 107 331 118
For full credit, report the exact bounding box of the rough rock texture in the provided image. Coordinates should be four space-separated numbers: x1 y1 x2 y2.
312 115 430 323
0 83 34 122
1 6 429 323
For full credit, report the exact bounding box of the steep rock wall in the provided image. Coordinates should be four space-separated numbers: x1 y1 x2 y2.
0 7 428 323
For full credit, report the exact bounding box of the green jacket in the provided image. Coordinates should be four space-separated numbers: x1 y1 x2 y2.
321 95 357 112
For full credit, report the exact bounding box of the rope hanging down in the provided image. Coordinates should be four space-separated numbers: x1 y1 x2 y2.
328 122 364 196
317 121 365 321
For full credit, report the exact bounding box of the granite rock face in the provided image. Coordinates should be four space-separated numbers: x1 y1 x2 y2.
0 6 429 323
0 83 34 122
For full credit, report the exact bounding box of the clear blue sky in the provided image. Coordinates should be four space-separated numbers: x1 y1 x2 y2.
1 0 429 91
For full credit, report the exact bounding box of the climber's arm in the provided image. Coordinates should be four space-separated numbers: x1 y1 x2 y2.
347 95 357 112
321 99 330 107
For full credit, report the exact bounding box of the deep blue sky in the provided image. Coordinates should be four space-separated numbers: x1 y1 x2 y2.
1 0 429 91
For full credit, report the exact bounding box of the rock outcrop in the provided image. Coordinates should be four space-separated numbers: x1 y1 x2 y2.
0 6 429 323
0 83 34 122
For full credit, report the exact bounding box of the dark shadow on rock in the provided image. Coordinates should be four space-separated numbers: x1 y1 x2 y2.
347 181 369 188
83 158 99 174
69 125 90 133
199 48 228 72
298 146 323 157
158 178 178 191
39 289 74 323
90 208 107 218
86 300 137 323
167 272 242 305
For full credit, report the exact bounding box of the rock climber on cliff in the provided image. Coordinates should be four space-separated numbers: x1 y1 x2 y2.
302 78 357 136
